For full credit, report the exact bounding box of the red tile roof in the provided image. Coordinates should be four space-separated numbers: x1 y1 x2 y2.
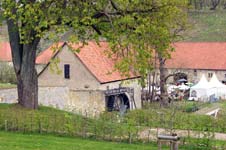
0 42 12 62
0 42 65 64
36 42 65 64
166 42 226 70
3 41 226 72
37 41 139 83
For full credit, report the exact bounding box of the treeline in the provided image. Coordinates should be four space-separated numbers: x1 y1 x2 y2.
189 0 226 10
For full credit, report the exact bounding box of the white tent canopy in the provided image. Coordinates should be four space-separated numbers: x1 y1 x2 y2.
192 74 210 89
189 74 214 101
209 73 226 99
209 73 226 88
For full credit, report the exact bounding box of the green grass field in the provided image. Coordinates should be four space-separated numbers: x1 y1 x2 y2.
2 131 222 150
1 131 225 150
0 131 159 150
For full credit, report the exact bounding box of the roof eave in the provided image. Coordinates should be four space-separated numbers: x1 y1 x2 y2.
100 76 141 84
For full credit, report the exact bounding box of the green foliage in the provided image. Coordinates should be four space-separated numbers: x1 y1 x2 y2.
0 61 16 84
99 0 189 78
184 102 199 112
1 0 101 43
1 0 188 79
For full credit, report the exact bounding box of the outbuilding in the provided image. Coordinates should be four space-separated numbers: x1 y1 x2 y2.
37 41 141 116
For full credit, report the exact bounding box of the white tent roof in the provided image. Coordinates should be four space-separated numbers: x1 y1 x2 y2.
209 73 226 88
191 74 210 89
189 74 214 101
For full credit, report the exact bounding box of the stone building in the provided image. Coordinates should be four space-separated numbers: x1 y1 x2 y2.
164 42 226 84
37 41 141 115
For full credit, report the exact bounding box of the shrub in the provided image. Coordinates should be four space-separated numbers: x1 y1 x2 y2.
0 61 16 84
184 103 199 113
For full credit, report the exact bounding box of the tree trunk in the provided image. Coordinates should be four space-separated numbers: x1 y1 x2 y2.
210 0 221 10
17 44 38 109
7 18 39 109
200 0 204 9
150 52 157 102
158 55 169 107
148 72 151 102
223 2 226 9
150 71 156 102
194 0 198 9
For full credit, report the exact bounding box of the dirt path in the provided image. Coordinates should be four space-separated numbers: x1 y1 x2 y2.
195 103 221 115
139 128 226 141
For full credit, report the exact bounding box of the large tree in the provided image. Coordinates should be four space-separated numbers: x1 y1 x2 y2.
98 0 188 106
1 0 98 109
1 0 188 109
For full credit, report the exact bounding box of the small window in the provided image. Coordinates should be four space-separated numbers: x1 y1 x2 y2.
64 64 70 79
208 73 213 78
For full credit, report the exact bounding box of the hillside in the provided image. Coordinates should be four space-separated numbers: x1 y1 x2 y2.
1 10 226 44
183 10 226 42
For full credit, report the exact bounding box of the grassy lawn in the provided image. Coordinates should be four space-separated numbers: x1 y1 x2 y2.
0 131 225 150
0 131 160 150
0 83 16 89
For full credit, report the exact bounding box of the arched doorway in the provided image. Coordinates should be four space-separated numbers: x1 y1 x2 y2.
174 72 188 83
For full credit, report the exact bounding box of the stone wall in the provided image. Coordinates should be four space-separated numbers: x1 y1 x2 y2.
0 88 17 103
68 90 105 116
39 87 105 116
38 87 70 110
0 87 105 116
166 68 226 83
149 68 226 85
